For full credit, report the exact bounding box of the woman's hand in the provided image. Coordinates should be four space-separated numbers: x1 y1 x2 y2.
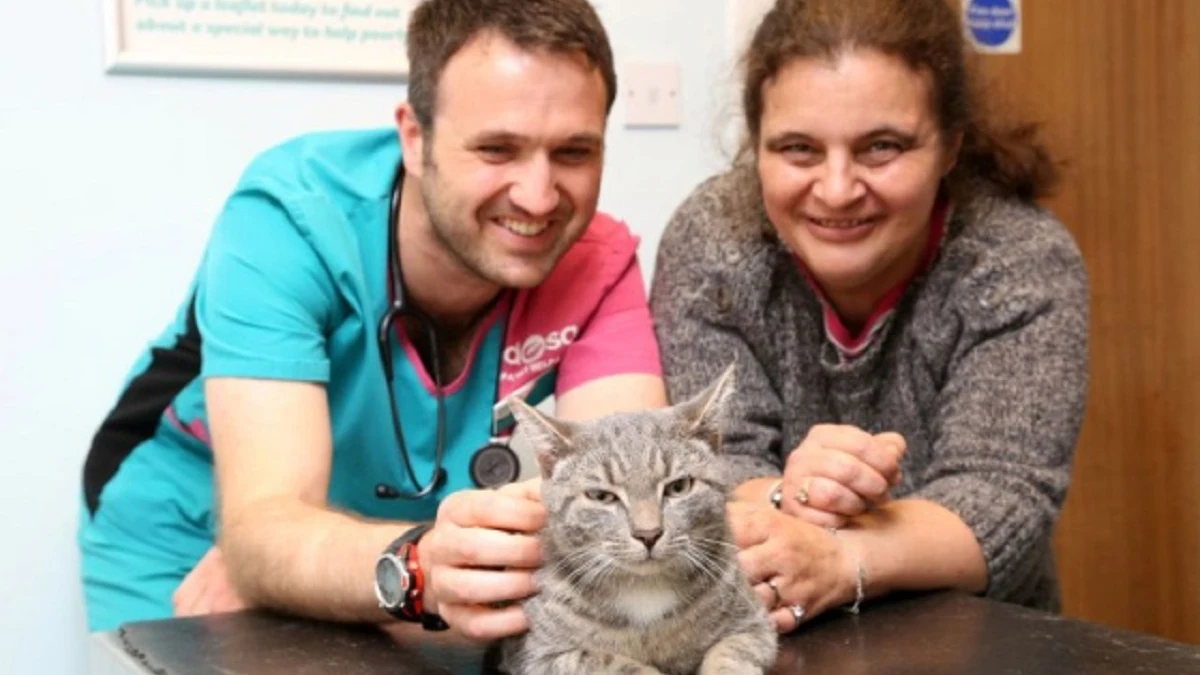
728 501 860 632
779 425 906 528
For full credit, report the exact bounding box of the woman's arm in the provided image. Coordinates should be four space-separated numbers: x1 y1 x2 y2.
893 227 1090 603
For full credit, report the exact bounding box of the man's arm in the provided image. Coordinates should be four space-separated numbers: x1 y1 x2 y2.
207 376 411 622
207 376 547 636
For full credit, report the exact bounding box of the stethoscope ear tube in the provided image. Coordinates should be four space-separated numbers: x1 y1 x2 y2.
374 162 520 501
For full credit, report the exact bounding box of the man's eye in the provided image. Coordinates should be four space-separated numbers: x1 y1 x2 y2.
555 147 594 163
585 488 618 504
477 145 513 158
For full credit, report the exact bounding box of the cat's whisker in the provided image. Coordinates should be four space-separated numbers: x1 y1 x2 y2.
682 547 738 591
563 557 606 587
680 547 723 582
577 558 618 591
687 535 739 550
546 548 598 576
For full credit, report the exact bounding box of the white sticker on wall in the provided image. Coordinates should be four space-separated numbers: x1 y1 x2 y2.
963 0 1022 54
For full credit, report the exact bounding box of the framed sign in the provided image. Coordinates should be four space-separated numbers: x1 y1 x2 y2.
102 0 414 81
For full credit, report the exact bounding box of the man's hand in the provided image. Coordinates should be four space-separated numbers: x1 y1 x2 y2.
420 478 545 641
779 426 906 528
172 546 251 617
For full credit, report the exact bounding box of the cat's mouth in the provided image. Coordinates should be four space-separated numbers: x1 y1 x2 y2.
615 544 689 573
620 556 670 576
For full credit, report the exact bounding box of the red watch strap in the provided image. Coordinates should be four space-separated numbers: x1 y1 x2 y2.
398 541 426 620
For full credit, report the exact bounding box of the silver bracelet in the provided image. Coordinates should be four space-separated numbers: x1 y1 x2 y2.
828 527 867 614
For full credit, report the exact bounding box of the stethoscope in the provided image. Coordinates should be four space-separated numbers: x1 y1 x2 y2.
373 164 521 500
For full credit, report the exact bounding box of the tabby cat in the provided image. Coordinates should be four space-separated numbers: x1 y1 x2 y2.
500 366 778 675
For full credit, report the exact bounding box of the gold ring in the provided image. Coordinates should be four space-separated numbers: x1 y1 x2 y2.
796 478 812 505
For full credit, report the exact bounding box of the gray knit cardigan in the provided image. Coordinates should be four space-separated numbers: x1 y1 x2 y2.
649 164 1089 611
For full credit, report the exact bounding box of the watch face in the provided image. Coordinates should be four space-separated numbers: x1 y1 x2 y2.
375 555 409 608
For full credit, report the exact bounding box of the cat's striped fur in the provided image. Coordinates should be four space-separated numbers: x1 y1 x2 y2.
501 367 777 675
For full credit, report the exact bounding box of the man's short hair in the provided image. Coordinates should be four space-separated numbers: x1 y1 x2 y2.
406 0 617 132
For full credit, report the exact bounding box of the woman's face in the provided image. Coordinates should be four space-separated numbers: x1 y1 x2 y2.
756 49 960 313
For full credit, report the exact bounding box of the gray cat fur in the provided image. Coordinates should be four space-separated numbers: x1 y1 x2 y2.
499 366 778 675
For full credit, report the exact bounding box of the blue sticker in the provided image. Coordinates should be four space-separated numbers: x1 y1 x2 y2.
965 0 1018 48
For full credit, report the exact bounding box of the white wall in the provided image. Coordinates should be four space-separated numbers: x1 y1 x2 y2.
0 1 749 673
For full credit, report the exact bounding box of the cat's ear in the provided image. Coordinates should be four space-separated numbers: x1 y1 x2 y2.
509 396 577 477
676 363 736 451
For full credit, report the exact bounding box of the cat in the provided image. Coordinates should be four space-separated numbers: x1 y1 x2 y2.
499 365 778 675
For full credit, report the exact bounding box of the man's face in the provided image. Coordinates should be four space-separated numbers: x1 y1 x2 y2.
402 32 609 289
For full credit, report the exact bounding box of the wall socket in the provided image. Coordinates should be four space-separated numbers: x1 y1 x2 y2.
622 61 681 128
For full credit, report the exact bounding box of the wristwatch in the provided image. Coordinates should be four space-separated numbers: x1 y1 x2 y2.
374 524 449 631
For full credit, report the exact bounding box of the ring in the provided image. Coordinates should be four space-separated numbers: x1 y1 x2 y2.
789 603 806 626
768 480 784 510
766 578 782 608
796 478 812 505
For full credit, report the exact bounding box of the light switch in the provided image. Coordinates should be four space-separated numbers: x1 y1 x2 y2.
623 62 681 128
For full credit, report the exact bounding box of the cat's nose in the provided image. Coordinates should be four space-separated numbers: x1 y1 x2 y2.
632 528 663 551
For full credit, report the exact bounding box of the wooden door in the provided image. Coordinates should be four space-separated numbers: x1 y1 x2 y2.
969 0 1200 643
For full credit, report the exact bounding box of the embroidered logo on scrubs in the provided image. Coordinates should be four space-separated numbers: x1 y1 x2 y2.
501 325 578 381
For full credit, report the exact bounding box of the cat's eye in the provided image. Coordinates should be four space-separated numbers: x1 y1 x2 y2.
585 488 619 504
664 477 694 497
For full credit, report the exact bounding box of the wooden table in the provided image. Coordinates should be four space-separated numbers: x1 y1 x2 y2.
90 592 1200 674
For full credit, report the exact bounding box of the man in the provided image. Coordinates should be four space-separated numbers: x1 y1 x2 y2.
78 0 666 641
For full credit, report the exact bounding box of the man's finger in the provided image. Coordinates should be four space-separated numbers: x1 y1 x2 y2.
431 568 538 606
498 478 542 502
440 602 530 642
440 528 544 568
441 491 547 533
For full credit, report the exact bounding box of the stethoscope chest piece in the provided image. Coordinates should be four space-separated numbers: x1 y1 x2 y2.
469 441 522 488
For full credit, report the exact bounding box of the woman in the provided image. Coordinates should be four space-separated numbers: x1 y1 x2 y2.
650 0 1088 633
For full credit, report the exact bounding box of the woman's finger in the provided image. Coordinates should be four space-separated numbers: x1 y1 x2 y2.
787 503 849 529
736 540 783 584
805 449 890 502
780 476 870 517
769 604 806 633
727 501 774 549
